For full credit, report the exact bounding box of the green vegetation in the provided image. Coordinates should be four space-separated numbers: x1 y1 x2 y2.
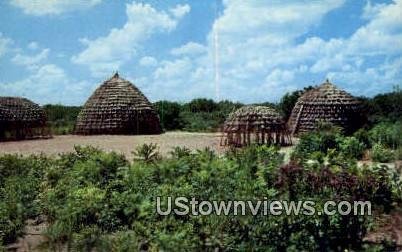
155 99 243 132
43 104 82 135
371 143 395 163
1 143 401 250
292 124 366 163
360 86 402 125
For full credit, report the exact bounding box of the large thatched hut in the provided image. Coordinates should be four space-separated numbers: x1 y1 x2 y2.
75 73 162 135
288 80 363 135
0 97 49 141
221 105 292 147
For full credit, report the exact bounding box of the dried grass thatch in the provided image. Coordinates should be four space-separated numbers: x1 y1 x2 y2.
221 105 292 147
75 73 162 135
0 97 50 141
288 80 363 135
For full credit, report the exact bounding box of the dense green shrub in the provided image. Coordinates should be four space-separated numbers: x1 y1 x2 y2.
371 143 395 163
338 136 366 159
395 147 402 161
132 143 161 163
0 154 51 244
292 125 366 163
1 144 401 250
368 121 402 149
353 128 371 148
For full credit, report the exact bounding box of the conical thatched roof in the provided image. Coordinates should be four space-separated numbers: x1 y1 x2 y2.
222 105 291 147
288 80 362 135
0 97 47 127
75 73 162 135
0 97 49 141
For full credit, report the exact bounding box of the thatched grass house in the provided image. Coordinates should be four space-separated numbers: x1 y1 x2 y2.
0 97 49 141
221 105 292 147
75 73 162 135
288 80 363 135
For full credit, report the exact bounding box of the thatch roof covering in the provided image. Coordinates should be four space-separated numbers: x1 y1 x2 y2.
75 73 162 135
224 106 283 131
288 80 363 135
0 97 47 127
222 105 291 147
0 97 49 140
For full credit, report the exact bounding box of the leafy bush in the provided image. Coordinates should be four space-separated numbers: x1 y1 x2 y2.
368 121 402 149
338 136 366 159
371 143 395 163
353 128 371 148
292 125 367 164
132 143 161 163
395 147 402 161
0 154 51 244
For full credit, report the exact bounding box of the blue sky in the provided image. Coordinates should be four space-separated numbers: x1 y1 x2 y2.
0 0 401 105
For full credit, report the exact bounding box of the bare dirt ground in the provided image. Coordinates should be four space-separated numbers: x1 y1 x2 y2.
0 132 225 159
0 132 296 160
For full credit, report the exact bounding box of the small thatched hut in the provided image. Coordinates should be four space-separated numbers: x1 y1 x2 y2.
75 73 162 135
0 97 49 141
288 79 363 135
221 105 292 147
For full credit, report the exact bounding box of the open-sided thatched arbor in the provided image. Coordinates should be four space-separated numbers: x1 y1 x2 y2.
0 97 49 141
221 105 292 147
288 80 363 135
75 73 162 135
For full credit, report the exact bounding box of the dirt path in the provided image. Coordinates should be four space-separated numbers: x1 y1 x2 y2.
0 132 225 159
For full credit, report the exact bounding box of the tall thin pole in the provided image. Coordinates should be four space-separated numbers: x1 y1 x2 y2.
214 0 220 101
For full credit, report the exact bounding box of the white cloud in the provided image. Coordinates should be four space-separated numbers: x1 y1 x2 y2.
10 0 102 16
0 64 92 105
146 0 402 102
147 0 347 102
171 42 206 56
72 2 190 77
154 58 193 81
27 41 39 50
11 48 50 70
169 4 190 19
0 33 13 58
139 56 158 67
362 1 387 20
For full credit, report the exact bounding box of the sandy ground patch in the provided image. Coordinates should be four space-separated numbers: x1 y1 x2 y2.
0 132 225 159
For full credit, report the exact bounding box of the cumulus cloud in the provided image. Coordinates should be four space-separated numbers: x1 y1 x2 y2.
72 2 190 77
1 41 93 105
0 64 92 105
147 0 401 102
147 0 347 102
10 0 102 16
11 48 50 70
